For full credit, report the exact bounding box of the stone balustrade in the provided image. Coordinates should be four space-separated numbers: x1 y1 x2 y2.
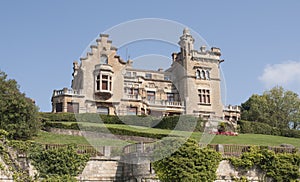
53 88 82 96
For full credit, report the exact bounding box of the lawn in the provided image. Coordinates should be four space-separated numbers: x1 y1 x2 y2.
36 122 300 147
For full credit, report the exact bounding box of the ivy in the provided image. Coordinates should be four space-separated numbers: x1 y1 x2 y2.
229 146 300 181
152 138 222 181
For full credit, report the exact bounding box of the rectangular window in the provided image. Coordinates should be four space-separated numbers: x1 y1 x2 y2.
67 102 79 113
147 91 155 102
167 93 174 102
145 73 152 79
198 89 211 104
97 106 109 115
56 103 63 112
164 75 171 81
125 72 131 77
127 107 137 115
102 80 108 90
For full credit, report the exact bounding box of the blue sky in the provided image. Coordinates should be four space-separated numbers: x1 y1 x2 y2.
1 1 300 111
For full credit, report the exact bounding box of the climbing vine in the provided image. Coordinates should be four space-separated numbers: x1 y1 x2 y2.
229 146 300 181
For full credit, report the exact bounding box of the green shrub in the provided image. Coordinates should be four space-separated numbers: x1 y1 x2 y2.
29 144 89 178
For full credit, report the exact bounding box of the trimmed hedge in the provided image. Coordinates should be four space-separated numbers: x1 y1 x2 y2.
43 122 171 139
238 120 300 138
39 113 205 132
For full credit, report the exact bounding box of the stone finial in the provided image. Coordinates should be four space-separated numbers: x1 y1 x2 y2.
200 45 206 52
183 28 190 35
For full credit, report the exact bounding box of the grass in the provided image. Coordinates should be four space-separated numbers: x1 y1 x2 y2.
37 122 300 147
33 131 133 146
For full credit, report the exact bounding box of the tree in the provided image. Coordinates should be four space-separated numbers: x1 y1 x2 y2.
241 86 300 129
29 144 89 179
152 138 222 181
0 70 40 139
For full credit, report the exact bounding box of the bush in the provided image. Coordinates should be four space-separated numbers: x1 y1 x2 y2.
238 120 300 138
29 144 89 178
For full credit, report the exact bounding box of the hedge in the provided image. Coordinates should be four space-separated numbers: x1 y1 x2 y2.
39 113 205 132
43 122 171 139
238 120 300 138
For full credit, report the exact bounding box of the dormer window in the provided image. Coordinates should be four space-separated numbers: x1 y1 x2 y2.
100 55 108 64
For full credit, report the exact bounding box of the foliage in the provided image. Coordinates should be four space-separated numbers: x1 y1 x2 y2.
0 71 40 140
229 146 300 181
241 86 300 129
238 120 300 138
41 174 77 182
29 144 89 178
40 112 205 132
152 138 222 181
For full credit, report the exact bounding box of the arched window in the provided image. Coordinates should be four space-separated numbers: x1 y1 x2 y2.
196 70 201 79
206 70 210 80
100 55 108 64
200 70 205 79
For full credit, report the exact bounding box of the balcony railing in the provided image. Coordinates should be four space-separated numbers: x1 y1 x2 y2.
125 94 142 100
223 105 241 112
53 88 82 96
146 100 183 107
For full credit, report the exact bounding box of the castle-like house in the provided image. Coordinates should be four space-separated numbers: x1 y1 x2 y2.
51 28 240 121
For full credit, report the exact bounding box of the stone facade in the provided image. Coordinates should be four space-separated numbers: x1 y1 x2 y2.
51 28 240 120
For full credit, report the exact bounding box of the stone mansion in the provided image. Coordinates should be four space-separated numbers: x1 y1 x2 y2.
51 28 240 121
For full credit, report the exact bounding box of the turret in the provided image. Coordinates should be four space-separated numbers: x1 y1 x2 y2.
178 28 195 55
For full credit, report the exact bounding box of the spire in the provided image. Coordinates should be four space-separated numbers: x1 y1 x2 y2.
183 28 190 35
178 28 195 54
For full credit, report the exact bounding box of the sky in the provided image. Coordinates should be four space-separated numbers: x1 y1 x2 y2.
1 1 300 112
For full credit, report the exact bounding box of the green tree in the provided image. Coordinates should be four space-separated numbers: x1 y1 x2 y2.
0 70 40 139
241 86 300 129
152 138 222 181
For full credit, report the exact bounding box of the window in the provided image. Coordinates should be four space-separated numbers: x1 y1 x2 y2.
67 102 79 113
164 75 171 81
132 72 137 77
196 69 211 80
97 106 109 115
56 103 63 112
100 55 108 64
196 70 200 79
145 73 152 79
95 74 112 92
127 107 137 115
125 72 131 77
198 89 210 104
167 93 175 102
147 91 155 102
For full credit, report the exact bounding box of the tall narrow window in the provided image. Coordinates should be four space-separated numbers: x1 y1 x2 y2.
147 91 155 102
96 75 100 91
102 75 108 90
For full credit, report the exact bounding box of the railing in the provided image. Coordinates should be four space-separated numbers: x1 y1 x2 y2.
53 88 82 96
146 100 183 107
123 143 300 157
43 144 106 157
125 94 142 100
223 105 241 112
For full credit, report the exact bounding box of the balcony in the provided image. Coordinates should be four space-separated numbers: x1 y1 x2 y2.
223 105 241 112
53 88 83 97
124 94 142 100
146 100 183 107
